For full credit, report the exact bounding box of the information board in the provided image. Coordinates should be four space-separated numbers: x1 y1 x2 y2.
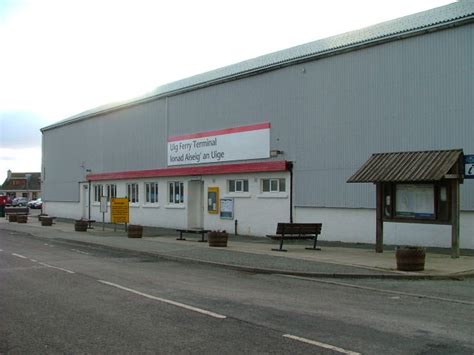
111 197 129 224
220 198 234 219
465 155 474 179
208 187 219 214
395 184 434 218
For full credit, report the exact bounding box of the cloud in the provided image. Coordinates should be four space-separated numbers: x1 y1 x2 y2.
0 111 47 149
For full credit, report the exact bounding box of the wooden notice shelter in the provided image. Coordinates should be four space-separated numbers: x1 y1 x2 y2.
348 149 464 258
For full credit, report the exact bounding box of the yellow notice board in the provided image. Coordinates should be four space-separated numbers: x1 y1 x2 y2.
207 187 219 214
111 198 129 224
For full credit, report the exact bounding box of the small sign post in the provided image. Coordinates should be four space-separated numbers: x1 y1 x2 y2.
100 196 108 231
464 155 474 179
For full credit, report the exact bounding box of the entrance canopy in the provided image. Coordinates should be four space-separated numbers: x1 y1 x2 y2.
347 149 464 183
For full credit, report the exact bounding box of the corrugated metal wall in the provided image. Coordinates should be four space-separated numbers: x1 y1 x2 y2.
43 23 474 209
42 100 167 201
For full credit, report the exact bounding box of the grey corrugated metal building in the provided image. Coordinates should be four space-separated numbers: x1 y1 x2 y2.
41 2 474 249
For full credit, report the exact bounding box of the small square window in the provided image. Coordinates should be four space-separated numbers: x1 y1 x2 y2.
228 179 249 193
262 178 286 193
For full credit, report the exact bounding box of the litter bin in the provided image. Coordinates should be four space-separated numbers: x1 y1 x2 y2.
0 205 5 218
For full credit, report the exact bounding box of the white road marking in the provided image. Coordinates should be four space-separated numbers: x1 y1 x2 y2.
12 253 27 259
38 262 75 274
30 259 38 262
98 280 227 319
0 249 3 252
283 334 360 355
71 249 90 255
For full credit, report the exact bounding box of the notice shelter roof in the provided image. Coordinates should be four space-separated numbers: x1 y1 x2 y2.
347 149 463 183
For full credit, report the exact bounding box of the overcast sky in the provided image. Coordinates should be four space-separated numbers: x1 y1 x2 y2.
0 0 455 184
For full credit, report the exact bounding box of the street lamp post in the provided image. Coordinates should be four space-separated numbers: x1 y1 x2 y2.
25 174 31 201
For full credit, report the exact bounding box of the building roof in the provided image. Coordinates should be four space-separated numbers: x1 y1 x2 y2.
347 149 464 183
41 1 474 132
1 172 42 191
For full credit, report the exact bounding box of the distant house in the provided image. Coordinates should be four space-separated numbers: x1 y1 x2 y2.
0 170 41 200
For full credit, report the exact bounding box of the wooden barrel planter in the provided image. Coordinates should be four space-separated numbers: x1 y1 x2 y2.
8 214 17 222
74 219 88 232
17 215 28 223
208 231 228 247
41 216 54 226
38 214 48 221
128 225 143 238
396 246 426 271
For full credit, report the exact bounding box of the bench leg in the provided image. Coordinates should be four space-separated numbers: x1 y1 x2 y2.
176 231 186 241
197 232 207 242
272 238 287 252
305 236 321 250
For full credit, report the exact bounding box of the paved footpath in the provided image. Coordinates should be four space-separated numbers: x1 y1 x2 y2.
1 216 473 279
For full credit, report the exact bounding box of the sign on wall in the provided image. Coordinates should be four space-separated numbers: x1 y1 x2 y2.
167 123 270 166
220 198 234 219
111 197 129 224
465 155 474 179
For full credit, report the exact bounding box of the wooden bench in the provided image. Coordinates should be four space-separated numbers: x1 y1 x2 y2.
5 207 29 219
266 223 323 252
176 228 210 242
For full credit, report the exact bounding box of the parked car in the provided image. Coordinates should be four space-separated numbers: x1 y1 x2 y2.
33 198 42 209
12 197 28 207
27 198 42 209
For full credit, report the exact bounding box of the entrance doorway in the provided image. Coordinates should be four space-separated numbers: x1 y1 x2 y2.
187 180 204 229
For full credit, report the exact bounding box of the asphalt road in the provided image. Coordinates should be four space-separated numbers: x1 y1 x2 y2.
1 230 473 354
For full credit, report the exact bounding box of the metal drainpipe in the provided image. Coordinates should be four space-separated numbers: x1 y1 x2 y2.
88 180 91 221
289 161 293 223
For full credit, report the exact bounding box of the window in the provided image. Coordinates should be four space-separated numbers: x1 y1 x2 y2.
228 179 249 193
168 181 184 204
145 182 159 203
127 183 139 203
262 178 286 192
93 184 103 202
106 184 117 201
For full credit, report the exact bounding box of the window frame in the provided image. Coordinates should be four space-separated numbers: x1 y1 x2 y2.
168 181 184 204
262 178 286 193
106 184 117 202
93 184 103 202
126 183 140 204
145 182 159 204
228 179 249 193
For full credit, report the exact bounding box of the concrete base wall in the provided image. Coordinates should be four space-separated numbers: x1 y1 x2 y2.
295 207 474 249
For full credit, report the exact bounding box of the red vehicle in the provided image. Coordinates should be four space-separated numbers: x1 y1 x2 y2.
0 195 10 206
